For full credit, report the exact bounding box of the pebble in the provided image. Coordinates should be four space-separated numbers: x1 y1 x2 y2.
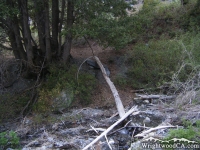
143 117 151 124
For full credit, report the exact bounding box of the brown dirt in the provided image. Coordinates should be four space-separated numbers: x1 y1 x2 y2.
71 40 135 108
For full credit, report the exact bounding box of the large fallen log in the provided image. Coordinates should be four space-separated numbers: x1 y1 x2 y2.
94 56 125 118
83 37 125 118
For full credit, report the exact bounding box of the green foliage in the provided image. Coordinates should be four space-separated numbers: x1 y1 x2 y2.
70 0 132 50
0 1 19 19
143 0 160 10
111 0 200 89
0 131 20 149
114 75 128 88
34 64 96 113
180 0 200 31
165 119 200 143
126 38 182 88
0 93 30 122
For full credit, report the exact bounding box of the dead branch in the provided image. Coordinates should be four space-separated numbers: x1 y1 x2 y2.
94 56 125 118
82 106 139 150
83 37 125 118
134 94 176 100
134 125 176 138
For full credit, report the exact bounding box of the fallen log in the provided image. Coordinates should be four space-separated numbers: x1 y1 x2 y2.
134 125 176 138
82 106 139 150
83 37 125 118
134 94 176 100
94 56 125 118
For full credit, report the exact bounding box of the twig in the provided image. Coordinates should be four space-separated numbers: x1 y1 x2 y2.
86 128 106 133
82 106 139 150
105 135 112 150
20 57 46 118
76 56 93 85
124 120 132 127
84 36 95 57
90 125 99 134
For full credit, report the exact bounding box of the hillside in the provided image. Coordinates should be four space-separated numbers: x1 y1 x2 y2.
1 0 200 149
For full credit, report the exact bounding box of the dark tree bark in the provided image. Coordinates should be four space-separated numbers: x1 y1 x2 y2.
51 0 59 51
58 0 66 56
4 0 27 61
44 0 52 62
34 0 46 54
20 0 34 65
12 22 27 60
7 30 21 59
63 0 74 65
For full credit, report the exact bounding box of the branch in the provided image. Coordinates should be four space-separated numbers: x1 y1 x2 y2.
94 56 125 118
134 94 176 100
82 106 139 150
134 125 176 138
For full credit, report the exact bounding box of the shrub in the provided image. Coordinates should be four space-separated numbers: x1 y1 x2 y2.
126 38 182 88
0 131 20 149
34 64 96 113
165 119 200 143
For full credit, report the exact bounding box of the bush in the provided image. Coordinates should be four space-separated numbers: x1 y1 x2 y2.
34 64 96 113
165 120 200 143
126 38 182 88
0 131 20 149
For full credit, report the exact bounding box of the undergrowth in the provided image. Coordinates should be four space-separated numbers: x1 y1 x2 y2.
114 0 200 89
33 64 96 113
0 93 30 122
165 120 200 143
0 130 20 149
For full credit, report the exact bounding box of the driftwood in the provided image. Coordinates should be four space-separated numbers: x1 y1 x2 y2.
134 125 176 138
134 94 176 100
94 56 125 118
82 106 139 150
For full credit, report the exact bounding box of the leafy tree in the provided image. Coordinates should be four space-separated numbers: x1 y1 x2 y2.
0 0 130 77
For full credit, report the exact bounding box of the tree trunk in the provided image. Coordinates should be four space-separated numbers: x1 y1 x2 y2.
8 31 21 59
5 0 27 61
44 0 52 62
34 0 46 54
58 0 66 56
11 20 27 61
21 0 34 66
51 0 59 52
63 0 74 65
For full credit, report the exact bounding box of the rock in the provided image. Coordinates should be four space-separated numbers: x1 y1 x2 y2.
52 91 74 112
86 59 99 69
86 59 110 76
117 128 129 135
144 100 149 104
58 126 86 137
79 108 104 118
143 117 151 124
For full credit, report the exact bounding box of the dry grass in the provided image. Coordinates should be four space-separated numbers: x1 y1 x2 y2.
167 61 200 122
